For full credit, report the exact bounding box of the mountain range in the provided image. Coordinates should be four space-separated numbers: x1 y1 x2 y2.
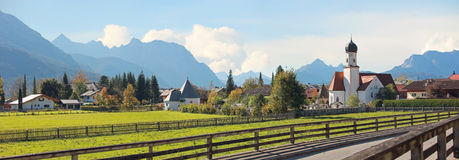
52 34 223 88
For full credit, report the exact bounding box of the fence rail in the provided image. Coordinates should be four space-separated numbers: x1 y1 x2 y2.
1 111 457 160
0 110 95 117
344 112 459 160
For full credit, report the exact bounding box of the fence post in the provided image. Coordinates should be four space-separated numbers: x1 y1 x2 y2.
146 145 153 160
449 112 451 118
207 136 213 159
353 121 357 134
290 127 295 144
85 126 88 136
325 123 330 139
438 130 447 160
196 119 199 126
111 125 114 134
231 117 234 125
454 121 459 158
425 113 428 124
438 112 441 122
254 131 259 151
394 116 397 128
135 123 138 132
177 121 180 129
157 122 161 131
25 129 29 141
411 137 424 160
57 128 60 138
71 155 78 160
375 119 379 131
411 115 414 126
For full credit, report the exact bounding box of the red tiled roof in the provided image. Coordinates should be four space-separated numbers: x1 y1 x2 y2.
329 72 345 91
396 84 407 92
449 74 459 80
357 75 376 91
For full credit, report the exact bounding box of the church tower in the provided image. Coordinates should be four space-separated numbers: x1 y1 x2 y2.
343 38 360 102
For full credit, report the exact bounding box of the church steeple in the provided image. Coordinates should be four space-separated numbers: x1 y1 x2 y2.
345 37 358 67
343 37 360 105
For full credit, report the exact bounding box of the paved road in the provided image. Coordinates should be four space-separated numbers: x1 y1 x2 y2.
289 128 458 160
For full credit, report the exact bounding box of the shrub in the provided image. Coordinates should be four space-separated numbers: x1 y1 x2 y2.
234 105 249 116
221 103 233 115
372 99 383 107
383 99 459 107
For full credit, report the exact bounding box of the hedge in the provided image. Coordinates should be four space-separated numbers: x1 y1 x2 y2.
383 99 459 107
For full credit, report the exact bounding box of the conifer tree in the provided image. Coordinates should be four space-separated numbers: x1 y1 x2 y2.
151 75 161 103
145 78 152 101
135 71 146 102
225 70 235 96
18 89 23 111
0 75 4 104
60 73 72 99
258 72 264 87
32 76 37 94
22 74 27 97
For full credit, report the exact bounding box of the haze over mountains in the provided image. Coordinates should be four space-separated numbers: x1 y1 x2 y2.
216 71 271 86
52 34 223 88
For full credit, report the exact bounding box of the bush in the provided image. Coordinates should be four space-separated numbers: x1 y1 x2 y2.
221 103 233 115
372 99 383 107
179 103 216 114
234 105 249 116
81 105 120 112
383 99 459 107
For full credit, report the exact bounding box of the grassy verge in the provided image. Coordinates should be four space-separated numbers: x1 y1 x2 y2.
0 111 435 159
0 111 227 131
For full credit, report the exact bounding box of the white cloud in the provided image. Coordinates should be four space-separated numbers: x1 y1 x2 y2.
97 24 132 48
184 24 246 73
241 51 269 73
141 29 185 45
422 33 459 52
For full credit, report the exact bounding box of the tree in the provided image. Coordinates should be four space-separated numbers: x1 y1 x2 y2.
0 76 4 104
40 79 63 99
426 81 443 98
32 76 37 94
59 73 73 99
271 72 274 86
72 70 89 83
73 81 87 97
346 94 360 107
98 75 109 89
268 69 306 114
151 75 161 103
11 76 23 100
242 78 258 91
207 90 223 105
69 91 80 100
276 65 284 75
258 72 264 87
123 84 139 107
377 84 397 100
226 70 236 96
136 72 146 102
18 88 23 111
227 88 243 104
145 78 152 101
249 93 265 116
22 74 27 97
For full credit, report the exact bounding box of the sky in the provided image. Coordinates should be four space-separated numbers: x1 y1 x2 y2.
0 0 458 76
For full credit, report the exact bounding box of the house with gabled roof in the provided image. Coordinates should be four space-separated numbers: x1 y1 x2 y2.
164 79 201 110
80 82 100 104
328 39 397 106
9 94 58 110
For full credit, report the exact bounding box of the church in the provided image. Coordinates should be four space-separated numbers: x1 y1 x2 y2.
328 38 396 106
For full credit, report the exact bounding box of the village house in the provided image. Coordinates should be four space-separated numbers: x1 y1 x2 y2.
328 39 397 106
164 79 201 110
80 82 100 104
9 94 58 110
60 99 81 110
403 77 459 99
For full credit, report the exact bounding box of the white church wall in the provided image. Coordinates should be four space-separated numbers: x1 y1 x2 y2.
329 91 345 105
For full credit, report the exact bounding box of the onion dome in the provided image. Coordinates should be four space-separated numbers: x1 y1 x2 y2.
345 39 358 52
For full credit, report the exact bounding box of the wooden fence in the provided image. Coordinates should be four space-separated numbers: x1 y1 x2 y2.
344 112 459 160
0 110 95 117
1 111 456 160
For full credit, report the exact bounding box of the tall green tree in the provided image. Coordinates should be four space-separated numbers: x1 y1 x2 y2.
268 69 305 114
98 75 109 89
271 72 274 86
122 72 127 89
59 73 73 99
151 75 161 103
258 72 264 87
40 78 63 99
377 84 397 100
32 76 37 94
18 88 23 111
249 93 265 116
145 78 152 101
226 70 236 96
22 74 27 97
0 75 4 104
135 72 146 102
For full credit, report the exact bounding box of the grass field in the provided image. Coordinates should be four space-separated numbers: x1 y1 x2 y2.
0 111 429 159
0 111 226 131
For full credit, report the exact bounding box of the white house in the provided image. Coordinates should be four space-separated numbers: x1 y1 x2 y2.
164 79 201 110
9 94 58 110
328 39 397 106
80 82 100 103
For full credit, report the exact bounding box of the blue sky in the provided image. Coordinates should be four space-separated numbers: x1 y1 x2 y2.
0 0 458 75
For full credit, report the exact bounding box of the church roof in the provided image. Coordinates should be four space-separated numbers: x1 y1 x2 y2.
345 39 358 52
328 72 397 92
449 74 459 80
179 79 200 99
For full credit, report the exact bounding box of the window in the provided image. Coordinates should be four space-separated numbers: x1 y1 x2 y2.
353 59 355 63
422 93 427 97
371 93 373 98
38 98 44 101
44 104 49 108
411 93 417 97
346 58 348 63
336 97 339 102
